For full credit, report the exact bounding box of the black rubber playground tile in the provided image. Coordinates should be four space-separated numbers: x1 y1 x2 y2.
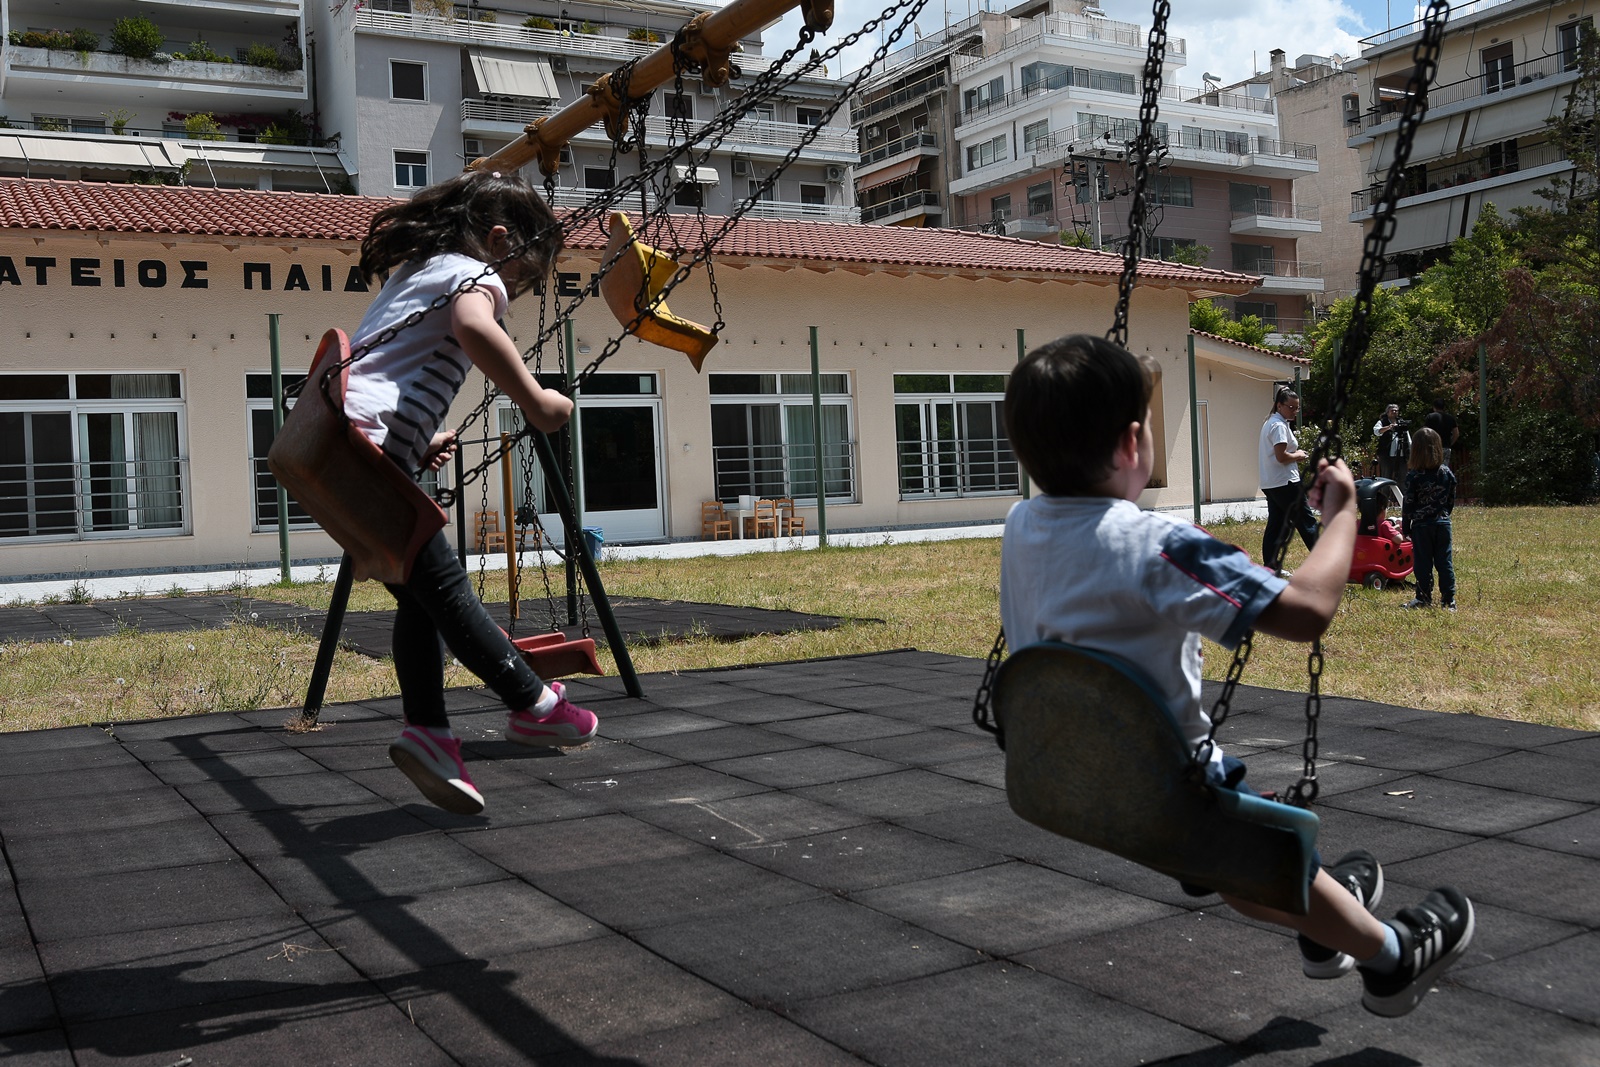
0 650 1595 1063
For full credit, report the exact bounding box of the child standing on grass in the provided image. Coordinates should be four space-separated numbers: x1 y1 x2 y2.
345 171 598 815
1402 427 1457 611
1000 335 1474 1017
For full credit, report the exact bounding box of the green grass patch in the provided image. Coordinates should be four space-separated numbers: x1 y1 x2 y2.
2 505 1596 732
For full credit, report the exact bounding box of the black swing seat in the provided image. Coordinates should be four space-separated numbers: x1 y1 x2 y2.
993 642 1318 915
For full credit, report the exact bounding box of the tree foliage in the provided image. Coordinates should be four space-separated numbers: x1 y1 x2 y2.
1189 299 1268 347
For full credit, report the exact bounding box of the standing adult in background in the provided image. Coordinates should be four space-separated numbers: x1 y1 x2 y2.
1424 399 1459 467
1259 386 1319 572
1373 403 1411 482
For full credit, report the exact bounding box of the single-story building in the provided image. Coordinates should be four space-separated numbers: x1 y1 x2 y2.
1 178 1306 580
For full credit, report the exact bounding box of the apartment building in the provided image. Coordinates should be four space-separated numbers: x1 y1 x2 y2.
0 0 348 191
309 0 859 217
1347 0 1597 281
849 0 1324 338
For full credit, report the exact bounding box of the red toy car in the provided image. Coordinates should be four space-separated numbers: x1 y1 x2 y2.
1350 477 1413 589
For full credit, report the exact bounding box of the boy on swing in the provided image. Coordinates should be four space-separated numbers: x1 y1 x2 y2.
1000 335 1474 1017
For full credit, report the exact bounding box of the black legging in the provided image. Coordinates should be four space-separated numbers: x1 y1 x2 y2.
384 531 546 728
1261 482 1319 568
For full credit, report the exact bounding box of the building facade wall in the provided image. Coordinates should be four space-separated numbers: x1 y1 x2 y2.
1 224 1273 579
1275 70 1365 305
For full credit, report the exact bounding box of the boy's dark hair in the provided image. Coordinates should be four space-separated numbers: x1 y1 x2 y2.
1004 334 1156 496
360 170 563 298
1409 426 1444 470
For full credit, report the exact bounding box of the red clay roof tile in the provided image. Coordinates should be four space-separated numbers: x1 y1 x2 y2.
0 178 1259 291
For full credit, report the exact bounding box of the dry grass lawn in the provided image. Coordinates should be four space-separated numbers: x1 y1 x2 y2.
2 505 1596 733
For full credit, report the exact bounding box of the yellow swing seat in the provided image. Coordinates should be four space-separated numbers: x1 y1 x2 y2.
994 641 1319 915
598 212 718 371
267 329 447 586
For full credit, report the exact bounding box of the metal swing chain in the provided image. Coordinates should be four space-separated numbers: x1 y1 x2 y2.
972 0 1171 744
1202 0 1451 808
1107 0 1171 349
439 0 932 504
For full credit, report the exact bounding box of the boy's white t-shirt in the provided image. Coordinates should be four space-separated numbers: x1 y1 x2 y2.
999 495 1287 771
343 253 508 472
1258 411 1301 490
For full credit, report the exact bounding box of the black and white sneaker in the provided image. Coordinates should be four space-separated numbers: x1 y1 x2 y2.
1359 887 1476 1017
1299 849 1385 979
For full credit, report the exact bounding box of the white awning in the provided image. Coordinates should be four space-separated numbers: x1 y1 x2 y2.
858 157 921 190
0 136 181 171
672 164 720 185
469 51 559 99
1464 87 1558 147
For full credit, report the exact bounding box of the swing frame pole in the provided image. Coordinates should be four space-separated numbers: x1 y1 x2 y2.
501 431 520 620
564 318 581 625
301 551 355 723
530 428 643 698
465 0 830 177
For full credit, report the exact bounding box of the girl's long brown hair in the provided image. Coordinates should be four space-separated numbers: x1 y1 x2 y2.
359 171 562 298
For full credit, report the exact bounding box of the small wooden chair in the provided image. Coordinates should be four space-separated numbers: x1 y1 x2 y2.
473 509 506 553
746 498 779 538
774 497 806 537
700 500 733 541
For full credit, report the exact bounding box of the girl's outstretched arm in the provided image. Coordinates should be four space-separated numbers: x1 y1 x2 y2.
1254 458 1357 642
452 286 573 433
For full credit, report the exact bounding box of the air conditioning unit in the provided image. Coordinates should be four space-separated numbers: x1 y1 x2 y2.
866 125 881 138
732 158 753 177
550 55 568 74
825 165 846 182
559 146 574 165
463 138 484 160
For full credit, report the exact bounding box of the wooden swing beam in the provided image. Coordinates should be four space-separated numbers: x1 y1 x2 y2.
466 0 834 177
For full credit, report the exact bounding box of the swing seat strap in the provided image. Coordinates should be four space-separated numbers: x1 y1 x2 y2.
267 329 447 586
995 642 1319 915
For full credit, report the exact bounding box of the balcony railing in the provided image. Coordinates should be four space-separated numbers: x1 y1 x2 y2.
1 457 188 540
1363 50 1578 128
959 71 1271 128
851 72 949 124
1232 200 1321 221
898 437 1020 499
743 199 859 223
859 189 941 222
952 13 1186 75
460 98 558 128
359 9 656 60
713 442 858 504
1238 260 1323 279
459 99 854 155
1350 140 1569 211
4 45 304 94
858 132 937 167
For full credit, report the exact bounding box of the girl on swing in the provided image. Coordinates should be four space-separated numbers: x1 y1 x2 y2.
1000 336 1474 1017
344 170 598 815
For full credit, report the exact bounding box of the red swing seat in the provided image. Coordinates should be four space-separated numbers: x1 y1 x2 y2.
509 630 605 678
267 329 447 586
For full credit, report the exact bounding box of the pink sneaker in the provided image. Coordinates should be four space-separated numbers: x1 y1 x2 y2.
388 725 485 815
506 682 599 748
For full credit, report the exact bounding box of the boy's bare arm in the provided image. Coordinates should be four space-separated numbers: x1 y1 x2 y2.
1254 459 1358 642
452 287 573 433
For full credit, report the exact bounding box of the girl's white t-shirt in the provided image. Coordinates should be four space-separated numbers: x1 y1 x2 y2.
343 253 508 472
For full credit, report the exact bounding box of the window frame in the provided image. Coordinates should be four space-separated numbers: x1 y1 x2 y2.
389 59 428 102
394 149 430 189
0 373 189 542
892 373 1018 500
708 372 856 505
245 372 317 533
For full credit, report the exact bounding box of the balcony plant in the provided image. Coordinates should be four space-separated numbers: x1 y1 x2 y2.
627 27 662 43
183 112 226 141
174 38 231 63
578 21 599 34
8 28 99 51
109 15 164 59
102 108 135 135
522 15 555 29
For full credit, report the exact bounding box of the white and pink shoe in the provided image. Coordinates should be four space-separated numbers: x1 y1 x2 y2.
388 725 485 814
506 682 599 748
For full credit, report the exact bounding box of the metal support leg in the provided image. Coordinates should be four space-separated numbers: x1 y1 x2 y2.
302 552 355 723
530 430 643 698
